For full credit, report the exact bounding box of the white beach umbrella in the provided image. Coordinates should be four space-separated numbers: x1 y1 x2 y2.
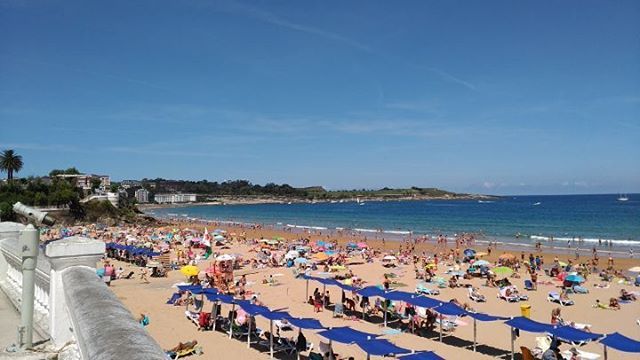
216 254 235 261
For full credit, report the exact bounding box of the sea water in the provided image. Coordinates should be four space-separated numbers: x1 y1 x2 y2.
149 194 640 251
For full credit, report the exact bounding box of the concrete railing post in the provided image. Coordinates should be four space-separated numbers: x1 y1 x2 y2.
45 236 105 349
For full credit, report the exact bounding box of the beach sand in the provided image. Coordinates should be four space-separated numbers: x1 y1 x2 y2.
106 222 640 359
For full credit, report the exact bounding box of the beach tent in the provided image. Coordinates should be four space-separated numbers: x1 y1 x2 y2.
599 332 640 359
258 310 291 358
317 327 380 344
397 351 444 360
285 317 325 330
216 254 235 261
465 312 508 352
548 326 602 343
355 338 410 359
504 317 555 360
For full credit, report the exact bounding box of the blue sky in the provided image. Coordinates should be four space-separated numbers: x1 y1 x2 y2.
1 0 639 195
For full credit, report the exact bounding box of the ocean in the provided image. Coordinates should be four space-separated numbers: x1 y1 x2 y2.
147 194 640 252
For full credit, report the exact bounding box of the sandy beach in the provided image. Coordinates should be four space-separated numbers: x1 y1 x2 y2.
85 220 640 360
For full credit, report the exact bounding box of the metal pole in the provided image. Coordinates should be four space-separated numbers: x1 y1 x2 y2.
439 313 443 342
229 303 236 339
305 279 309 302
270 319 274 359
322 284 326 309
19 224 38 349
473 318 477 352
247 315 251 348
212 301 218 332
603 345 607 360
383 300 388 327
510 327 515 360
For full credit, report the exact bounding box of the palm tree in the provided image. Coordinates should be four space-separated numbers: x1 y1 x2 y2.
0 149 24 180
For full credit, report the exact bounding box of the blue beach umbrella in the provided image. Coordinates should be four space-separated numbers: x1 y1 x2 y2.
464 249 476 257
294 257 308 264
565 274 585 283
473 260 490 267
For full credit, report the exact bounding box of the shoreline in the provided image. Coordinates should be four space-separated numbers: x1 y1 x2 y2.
147 212 640 260
137 194 499 210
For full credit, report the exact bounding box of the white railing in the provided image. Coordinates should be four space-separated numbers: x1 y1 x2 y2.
0 223 165 359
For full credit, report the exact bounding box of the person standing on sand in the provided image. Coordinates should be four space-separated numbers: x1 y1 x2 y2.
140 267 150 284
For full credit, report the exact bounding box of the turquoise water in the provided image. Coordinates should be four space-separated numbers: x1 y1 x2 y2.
148 194 640 249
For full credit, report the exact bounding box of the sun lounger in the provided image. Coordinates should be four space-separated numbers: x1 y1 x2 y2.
499 286 525 302
434 317 457 332
167 292 181 305
416 283 440 295
171 345 203 359
524 280 535 291
185 311 200 328
560 349 601 359
548 291 574 306
468 287 486 302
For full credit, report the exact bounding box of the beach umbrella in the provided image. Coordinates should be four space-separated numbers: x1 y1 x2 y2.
214 234 225 240
180 265 200 277
492 266 514 276
627 266 640 272
557 261 568 267
426 263 437 269
463 249 476 257
313 252 329 262
294 257 308 265
357 242 368 249
473 260 490 267
499 253 516 261
565 274 585 283
383 255 397 261
216 254 235 261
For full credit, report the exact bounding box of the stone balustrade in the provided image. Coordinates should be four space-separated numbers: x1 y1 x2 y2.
0 221 165 359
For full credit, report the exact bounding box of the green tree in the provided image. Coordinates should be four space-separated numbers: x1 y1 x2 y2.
0 149 24 180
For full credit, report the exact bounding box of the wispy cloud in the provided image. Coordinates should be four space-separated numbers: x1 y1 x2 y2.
428 67 477 91
1 56 172 92
0 142 80 152
220 0 371 53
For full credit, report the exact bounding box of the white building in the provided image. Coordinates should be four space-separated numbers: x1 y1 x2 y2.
154 193 197 204
56 174 110 191
134 188 149 203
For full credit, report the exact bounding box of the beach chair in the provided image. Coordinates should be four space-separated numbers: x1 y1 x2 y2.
167 292 182 305
547 291 574 306
172 345 202 359
520 346 535 360
185 311 200 328
416 283 440 296
499 287 520 302
468 287 486 302
524 280 535 291
434 316 457 332
333 302 344 318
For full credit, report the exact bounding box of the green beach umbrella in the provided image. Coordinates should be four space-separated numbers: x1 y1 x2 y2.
492 266 513 276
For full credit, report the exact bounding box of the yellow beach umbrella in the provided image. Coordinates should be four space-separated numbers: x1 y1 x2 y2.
313 252 329 261
426 263 437 269
180 265 200 277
